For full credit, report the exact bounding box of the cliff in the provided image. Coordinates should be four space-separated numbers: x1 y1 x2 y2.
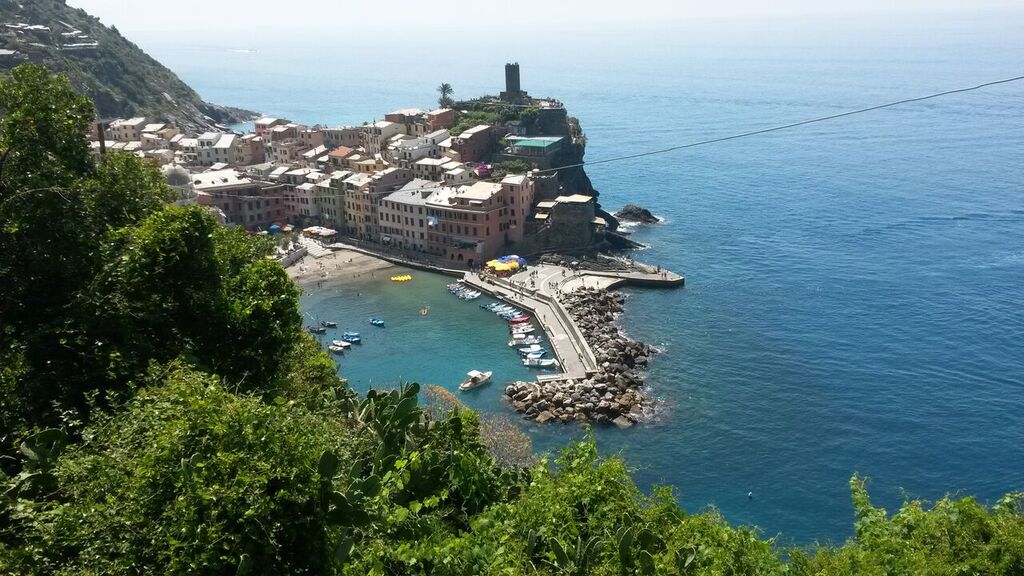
0 0 256 133
454 99 619 231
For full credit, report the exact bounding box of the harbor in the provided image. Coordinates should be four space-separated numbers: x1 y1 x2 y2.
292 238 683 426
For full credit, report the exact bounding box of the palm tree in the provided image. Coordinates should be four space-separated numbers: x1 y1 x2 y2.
437 83 454 108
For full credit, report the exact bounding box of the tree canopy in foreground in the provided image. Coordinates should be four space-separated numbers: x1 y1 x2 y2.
1 64 1022 575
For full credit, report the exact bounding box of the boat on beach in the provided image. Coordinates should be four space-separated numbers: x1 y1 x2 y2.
523 358 559 368
458 370 492 391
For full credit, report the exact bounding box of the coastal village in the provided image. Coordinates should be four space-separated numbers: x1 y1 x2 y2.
85 63 683 427
89 64 616 268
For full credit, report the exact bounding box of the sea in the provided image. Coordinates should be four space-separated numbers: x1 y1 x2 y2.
139 11 1024 544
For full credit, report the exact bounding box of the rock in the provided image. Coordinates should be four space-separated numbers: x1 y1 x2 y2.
536 410 555 423
612 416 634 429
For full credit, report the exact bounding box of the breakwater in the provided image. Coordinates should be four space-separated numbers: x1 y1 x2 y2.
503 287 657 428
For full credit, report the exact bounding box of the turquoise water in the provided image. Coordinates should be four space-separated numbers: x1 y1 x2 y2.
301 272 554 415
141 12 1024 543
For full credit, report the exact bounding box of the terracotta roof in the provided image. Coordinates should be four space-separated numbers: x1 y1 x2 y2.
328 146 355 158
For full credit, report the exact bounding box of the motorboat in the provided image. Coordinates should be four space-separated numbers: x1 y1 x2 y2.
341 332 362 344
524 351 547 359
508 335 543 346
330 340 352 349
369 318 385 327
510 325 536 334
328 344 346 354
508 316 531 324
307 326 327 335
320 320 337 328
458 370 493 391
523 358 559 368
518 344 544 355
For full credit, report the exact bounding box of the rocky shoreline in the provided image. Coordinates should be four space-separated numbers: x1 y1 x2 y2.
504 287 655 428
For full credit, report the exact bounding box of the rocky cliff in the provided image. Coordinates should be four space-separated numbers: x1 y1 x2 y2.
0 0 256 133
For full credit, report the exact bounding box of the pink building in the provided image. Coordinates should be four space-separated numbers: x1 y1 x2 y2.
422 174 534 266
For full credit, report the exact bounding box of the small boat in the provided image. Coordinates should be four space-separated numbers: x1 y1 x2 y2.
330 340 352 349
524 351 547 359
510 325 536 334
518 344 544 354
369 318 385 327
508 316 530 324
458 369 493 391
508 335 543 346
341 331 362 344
328 345 346 354
307 326 327 334
523 358 559 368
321 320 337 328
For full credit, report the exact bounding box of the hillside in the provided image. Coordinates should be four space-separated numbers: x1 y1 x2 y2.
0 0 256 132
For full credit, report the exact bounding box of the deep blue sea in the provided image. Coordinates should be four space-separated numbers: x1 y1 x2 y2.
141 12 1024 544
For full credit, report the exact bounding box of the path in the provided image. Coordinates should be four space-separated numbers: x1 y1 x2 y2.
462 272 596 379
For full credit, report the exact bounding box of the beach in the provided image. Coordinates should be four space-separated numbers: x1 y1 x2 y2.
286 248 407 288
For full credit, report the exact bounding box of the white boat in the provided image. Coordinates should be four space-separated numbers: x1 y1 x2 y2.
510 325 536 334
327 345 346 354
518 344 543 354
459 370 492 391
508 335 543 346
523 358 559 368
524 351 547 359
330 340 352 349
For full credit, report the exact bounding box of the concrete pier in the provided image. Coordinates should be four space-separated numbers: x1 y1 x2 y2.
462 272 596 378
462 263 684 381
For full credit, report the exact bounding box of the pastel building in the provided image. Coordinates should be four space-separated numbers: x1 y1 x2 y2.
341 167 413 240
193 169 286 229
361 120 404 154
379 178 441 251
108 117 147 142
422 174 535 265
450 124 497 163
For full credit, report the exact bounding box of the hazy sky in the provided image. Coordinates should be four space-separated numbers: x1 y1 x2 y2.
68 0 1021 40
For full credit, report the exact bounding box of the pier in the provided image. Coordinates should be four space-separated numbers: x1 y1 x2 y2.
462 263 684 381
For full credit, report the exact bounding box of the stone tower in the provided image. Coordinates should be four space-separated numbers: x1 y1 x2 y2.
501 62 529 102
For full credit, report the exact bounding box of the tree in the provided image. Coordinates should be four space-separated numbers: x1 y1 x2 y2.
437 82 455 108
2 365 365 576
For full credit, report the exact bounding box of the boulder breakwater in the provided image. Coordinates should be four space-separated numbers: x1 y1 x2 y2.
504 287 656 428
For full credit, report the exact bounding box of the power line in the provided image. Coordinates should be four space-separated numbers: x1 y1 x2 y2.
533 74 1024 173
194 74 1024 202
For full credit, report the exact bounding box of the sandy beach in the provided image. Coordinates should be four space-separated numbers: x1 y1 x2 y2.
286 248 406 288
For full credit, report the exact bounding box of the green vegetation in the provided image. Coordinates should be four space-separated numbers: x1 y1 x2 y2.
0 0 253 131
492 159 536 178
2 64 1024 575
437 82 455 108
451 102 540 136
